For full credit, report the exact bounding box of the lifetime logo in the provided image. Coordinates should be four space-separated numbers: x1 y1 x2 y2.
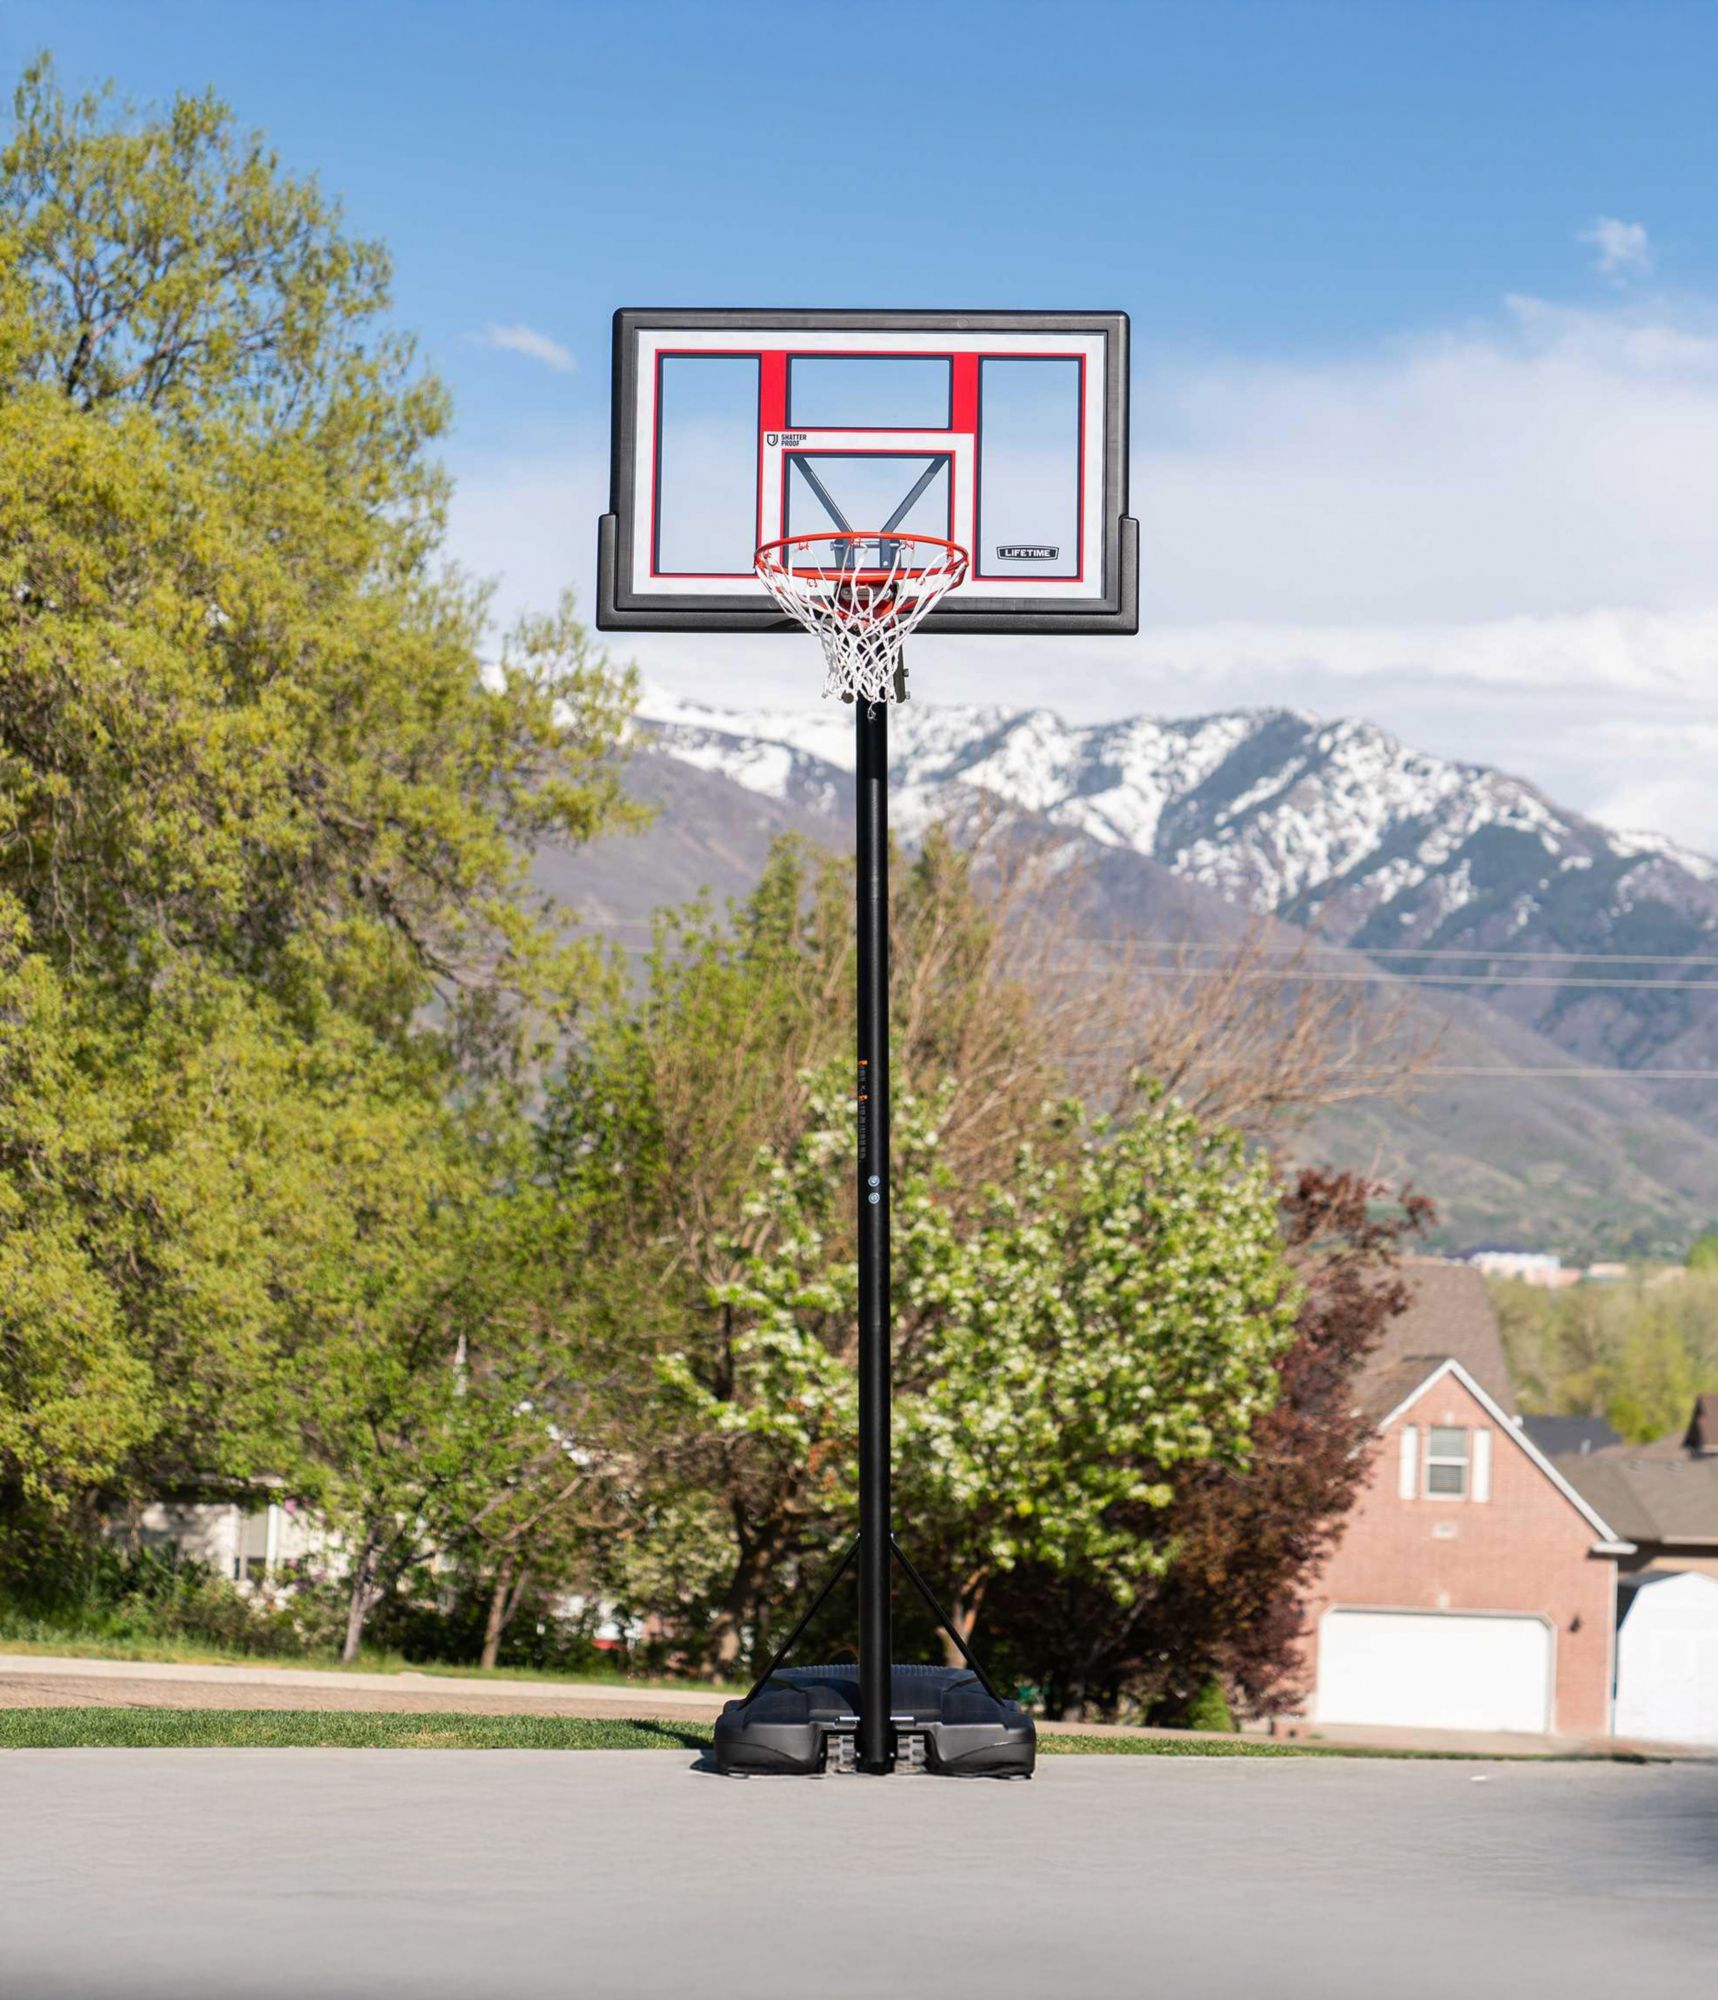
996 543 1059 561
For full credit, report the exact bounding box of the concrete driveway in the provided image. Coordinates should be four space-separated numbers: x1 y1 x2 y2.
3 1751 1714 1999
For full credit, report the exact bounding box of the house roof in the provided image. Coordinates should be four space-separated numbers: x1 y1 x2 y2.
1343 1261 1627 1548
1521 1415 1622 1458
1369 1357 1626 1546
1555 1406 1718 1549
1354 1260 1519 1423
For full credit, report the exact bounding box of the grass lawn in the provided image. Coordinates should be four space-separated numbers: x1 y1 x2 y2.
0 1709 717 1751
0 1707 1550 1756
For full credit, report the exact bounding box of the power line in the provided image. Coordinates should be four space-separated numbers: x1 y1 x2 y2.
1049 1045 1718 1080
1033 965 1718 993
1072 939 1718 968
587 912 1718 970
1415 1067 1718 1081
598 930 1718 992
609 941 1718 990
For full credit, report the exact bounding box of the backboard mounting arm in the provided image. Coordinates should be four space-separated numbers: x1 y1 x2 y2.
790 456 852 535
880 456 948 536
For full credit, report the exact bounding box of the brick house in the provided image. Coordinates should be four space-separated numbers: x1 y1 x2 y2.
1295 1261 1632 1739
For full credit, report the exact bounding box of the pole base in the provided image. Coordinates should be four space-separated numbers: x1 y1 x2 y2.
711 1664 1036 1779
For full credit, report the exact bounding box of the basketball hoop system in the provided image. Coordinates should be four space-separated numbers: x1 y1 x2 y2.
755 532 969 707
598 306 1138 1779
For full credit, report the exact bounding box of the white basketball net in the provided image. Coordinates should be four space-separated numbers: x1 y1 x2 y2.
755 534 970 706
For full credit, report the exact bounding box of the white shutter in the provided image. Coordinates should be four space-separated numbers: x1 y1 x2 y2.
1472 1427 1493 1503
1399 1425 1419 1499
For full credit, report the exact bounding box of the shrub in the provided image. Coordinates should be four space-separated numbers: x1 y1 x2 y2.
1181 1677 1238 1735
0 1538 313 1658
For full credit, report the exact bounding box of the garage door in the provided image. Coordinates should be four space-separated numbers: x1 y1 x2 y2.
1317 1609 1553 1734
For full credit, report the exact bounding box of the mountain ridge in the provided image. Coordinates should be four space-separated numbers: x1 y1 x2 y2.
545 736 1718 1257
636 690 1718 1109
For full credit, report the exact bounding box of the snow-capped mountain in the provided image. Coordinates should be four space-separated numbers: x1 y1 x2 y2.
637 691 1718 1081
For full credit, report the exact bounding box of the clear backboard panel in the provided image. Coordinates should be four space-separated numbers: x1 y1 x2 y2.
597 310 1136 633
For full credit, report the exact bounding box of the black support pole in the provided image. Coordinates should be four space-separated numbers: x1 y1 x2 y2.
855 690 893 1775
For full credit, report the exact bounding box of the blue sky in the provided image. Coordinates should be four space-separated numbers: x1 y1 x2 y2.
8 2 1718 846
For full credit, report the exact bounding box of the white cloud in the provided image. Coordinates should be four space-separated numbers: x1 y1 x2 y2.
1580 216 1654 282
1133 296 1718 625
472 322 576 372
447 444 602 612
1592 773 1718 852
444 288 1718 855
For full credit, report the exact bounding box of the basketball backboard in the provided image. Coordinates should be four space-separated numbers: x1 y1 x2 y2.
596 309 1136 633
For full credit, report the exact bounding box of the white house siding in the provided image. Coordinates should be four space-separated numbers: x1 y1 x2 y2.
1614 1571 1718 1746
127 1501 339 1586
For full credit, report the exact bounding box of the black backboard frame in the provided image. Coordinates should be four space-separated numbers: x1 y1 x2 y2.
596 307 1137 634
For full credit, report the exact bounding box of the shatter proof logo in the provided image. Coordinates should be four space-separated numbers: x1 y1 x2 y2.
996 544 1059 561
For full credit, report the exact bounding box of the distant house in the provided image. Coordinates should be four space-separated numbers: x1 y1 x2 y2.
118 1485 337 1589
1456 1245 1569 1286
1295 1261 1632 1739
1554 1395 1718 1580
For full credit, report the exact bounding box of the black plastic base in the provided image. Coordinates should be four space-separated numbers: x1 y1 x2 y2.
712 1665 1036 1779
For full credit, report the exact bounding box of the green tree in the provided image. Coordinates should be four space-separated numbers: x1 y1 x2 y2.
899 1094 1299 1653
277 1159 609 1662
0 927 153 1504
576 1055 1297 1675
1493 1271 1717 1443
5 59 413 437
1686 1231 1718 1272
0 65 640 1053
984 1167 1432 1719
0 60 641 1534
544 832 1091 1666
551 831 1306 1675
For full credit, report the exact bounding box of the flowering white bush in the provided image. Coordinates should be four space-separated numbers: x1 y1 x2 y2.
658 1065 1299 1634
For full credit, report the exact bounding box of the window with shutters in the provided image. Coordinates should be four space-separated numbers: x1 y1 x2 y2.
1426 1426 1470 1498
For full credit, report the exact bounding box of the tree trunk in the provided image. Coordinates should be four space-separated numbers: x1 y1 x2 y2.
480 1567 511 1672
479 1557 532 1671
937 1579 987 1668
709 1539 774 1677
340 1536 382 1665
